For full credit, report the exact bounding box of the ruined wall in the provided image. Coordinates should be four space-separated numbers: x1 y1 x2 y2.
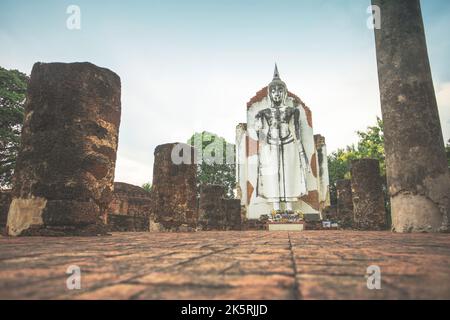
108 182 151 232
198 185 242 230
7 62 121 236
149 143 198 231
108 214 149 232
321 205 337 222
336 179 353 229
351 159 387 230
223 199 242 230
0 190 12 234
198 185 226 230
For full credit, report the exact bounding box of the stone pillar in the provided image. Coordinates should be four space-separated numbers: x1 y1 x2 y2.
0 190 12 234
7 62 121 236
223 199 242 230
372 0 450 232
336 179 353 229
198 185 226 230
350 159 386 230
150 143 198 231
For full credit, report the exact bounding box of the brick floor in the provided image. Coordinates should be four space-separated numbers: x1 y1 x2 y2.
0 231 449 299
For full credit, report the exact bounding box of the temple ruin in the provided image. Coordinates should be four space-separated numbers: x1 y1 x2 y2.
1 1 448 236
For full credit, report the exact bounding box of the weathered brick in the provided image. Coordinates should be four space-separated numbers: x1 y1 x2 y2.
6 62 121 236
108 182 151 231
351 159 387 230
0 231 449 299
336 179 353 228
149 143 198 231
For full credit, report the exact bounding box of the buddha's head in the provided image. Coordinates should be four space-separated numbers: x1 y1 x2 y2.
268 64 287 107
269 83 287 106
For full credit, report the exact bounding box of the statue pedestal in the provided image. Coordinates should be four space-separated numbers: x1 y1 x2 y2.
268 222 304 231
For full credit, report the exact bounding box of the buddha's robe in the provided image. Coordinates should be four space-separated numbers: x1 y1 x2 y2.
255 105 308 203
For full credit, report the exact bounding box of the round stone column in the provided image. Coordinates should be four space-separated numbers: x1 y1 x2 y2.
150 143 198 231
372 0 450 232
350 159 387 230
7 62 121 236
336 179 353 229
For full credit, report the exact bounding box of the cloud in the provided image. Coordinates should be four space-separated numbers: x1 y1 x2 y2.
436 82 450 144
114 152 152 187
3 1 441 187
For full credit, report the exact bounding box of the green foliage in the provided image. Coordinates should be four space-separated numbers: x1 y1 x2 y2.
355 117 385 176
141 182 152 193
188 131 236 198
327 145 357 202
328 117 386 205
0 66 29 188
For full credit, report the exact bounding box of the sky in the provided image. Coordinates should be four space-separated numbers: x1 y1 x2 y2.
1 0 449 186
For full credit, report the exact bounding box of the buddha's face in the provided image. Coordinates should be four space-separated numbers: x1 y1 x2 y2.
270 84 286 106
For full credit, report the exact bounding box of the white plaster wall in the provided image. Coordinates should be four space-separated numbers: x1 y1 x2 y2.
235 124 247 205
318 143 331 207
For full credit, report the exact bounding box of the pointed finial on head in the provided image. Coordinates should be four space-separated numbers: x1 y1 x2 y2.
268 63 287 95
273 63 280 80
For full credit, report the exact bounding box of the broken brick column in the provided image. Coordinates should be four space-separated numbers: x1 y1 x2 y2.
372 0 450 232
336 179 353 229
0 190 12 234
198 185 226 230
150 143 198 231
350 159 386 230
7 62 121 236
223 199 242 230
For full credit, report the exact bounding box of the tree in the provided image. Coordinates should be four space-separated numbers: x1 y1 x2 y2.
327 145 358 203
328 117 385 205
141 182 152 193
187 131 236 198
355 117 385 176
0 67 28 188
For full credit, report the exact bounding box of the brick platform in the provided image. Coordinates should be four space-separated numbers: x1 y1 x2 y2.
0 231 449 299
